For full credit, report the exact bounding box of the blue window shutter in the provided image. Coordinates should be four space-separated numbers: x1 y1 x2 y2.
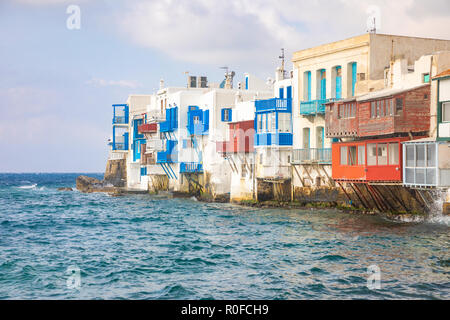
245 77 249 90
336 66 342 100
352 63 357 96
307 72 311 101
287 86 292 99
221 109 225 121
204 110 209 131
229 109 232 122
279 87 284 99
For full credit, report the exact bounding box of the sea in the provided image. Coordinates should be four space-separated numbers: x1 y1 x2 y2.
0 173 448 299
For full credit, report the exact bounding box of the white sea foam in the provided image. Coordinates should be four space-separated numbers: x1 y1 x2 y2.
18 184 37 189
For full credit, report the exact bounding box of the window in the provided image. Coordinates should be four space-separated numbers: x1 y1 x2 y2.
423 73 430 83
351 103 356 117
270 113 276 132
193 115 200 124
340 146 348 165
377 144 387 165
396 98 403 114
367 143 377 165
388 143 399 165
416 145 425 167
222 108 232 122
389 99 394 116
262 114 267 132
338 104 344 119
358 145 365 165
278 113 291 133
371 102 376 118
349 146 357 166
406 145 415 167
427 144 436 167
257 114 262 131
442 102 450 122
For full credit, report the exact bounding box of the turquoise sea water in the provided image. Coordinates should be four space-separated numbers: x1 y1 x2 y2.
0 173 448 300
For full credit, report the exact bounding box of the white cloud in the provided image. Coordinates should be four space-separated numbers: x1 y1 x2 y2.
85 78 142 88
115 0 450 74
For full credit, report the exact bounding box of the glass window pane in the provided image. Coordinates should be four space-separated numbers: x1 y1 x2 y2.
427 144 436 167
405 168 414 184
417 145 425 167
341 146 348 165
406 145 415 167
416 168 425 184
367 143 377 165
349 146 357 165
378 144 388 165
426 168 436 185
396 98 403 114
389 143 399 165
443 102 450 122
358 145 365 165
371 102 376 118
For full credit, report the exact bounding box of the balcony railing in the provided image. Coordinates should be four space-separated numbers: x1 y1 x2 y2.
157 150 177 163
113 116 128 124
160 120 178 133
291 148 332 164
256 133 293 146
180 162 203 173
300 99 331 115
255 98 292 112
138 123 157 134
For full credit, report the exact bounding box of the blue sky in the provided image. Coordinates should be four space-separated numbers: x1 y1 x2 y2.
0 0 449 172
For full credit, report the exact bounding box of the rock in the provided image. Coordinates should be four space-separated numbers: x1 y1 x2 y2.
104 159 127 187
57 187 73 191
76 175 109 193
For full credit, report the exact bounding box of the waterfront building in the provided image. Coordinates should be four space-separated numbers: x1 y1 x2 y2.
144 73 271 198
291 34 450 201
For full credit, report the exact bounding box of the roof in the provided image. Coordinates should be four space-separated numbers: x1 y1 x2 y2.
433 69 450 80
356 83 429 102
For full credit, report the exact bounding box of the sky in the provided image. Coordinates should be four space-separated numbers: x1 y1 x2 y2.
0 0 449 172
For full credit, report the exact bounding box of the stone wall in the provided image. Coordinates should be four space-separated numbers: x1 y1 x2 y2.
104 159 127 187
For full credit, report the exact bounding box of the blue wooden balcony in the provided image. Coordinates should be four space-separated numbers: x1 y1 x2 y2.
291 148 332 164
256 133 293 146
180 162 203 173
255 98 292 113
112 104 129 125
300 99 331 115
157 150 177 163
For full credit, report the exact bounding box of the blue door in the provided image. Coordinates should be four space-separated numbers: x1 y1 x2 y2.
335 66 342 99
351 62 357 96
286 86 292 99
320 70 326 100
307 72 312 101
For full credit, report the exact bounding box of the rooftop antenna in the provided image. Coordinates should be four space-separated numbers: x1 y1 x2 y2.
368 17 377 34
279 48 285 73
184 71 189 89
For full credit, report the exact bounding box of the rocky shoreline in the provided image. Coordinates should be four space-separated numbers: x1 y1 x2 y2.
74 174 429 222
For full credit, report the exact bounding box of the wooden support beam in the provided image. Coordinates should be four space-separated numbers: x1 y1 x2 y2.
386 185 409 212
337 182 354 205
319 164 335 188
353 183 371 210
292 164 305 187
372 185 395 212
302 164 314 185
349 183 368 209
365 184 383 212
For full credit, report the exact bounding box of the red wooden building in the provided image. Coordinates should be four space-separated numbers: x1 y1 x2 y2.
332 137 413 183
217 120 255 154
326 84 430 139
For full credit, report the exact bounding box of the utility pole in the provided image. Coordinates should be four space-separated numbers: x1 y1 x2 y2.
279 48 285 78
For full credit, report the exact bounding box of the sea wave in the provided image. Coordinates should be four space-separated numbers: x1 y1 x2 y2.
18 184 37 189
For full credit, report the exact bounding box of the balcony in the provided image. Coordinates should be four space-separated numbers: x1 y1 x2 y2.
159 120 177 133
112 135 128 151
255 98 292 113
157 150 177 163
291 148 332 164
138 123 157 134
180 162 203 173
300 99 331 115
256 133 293 146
